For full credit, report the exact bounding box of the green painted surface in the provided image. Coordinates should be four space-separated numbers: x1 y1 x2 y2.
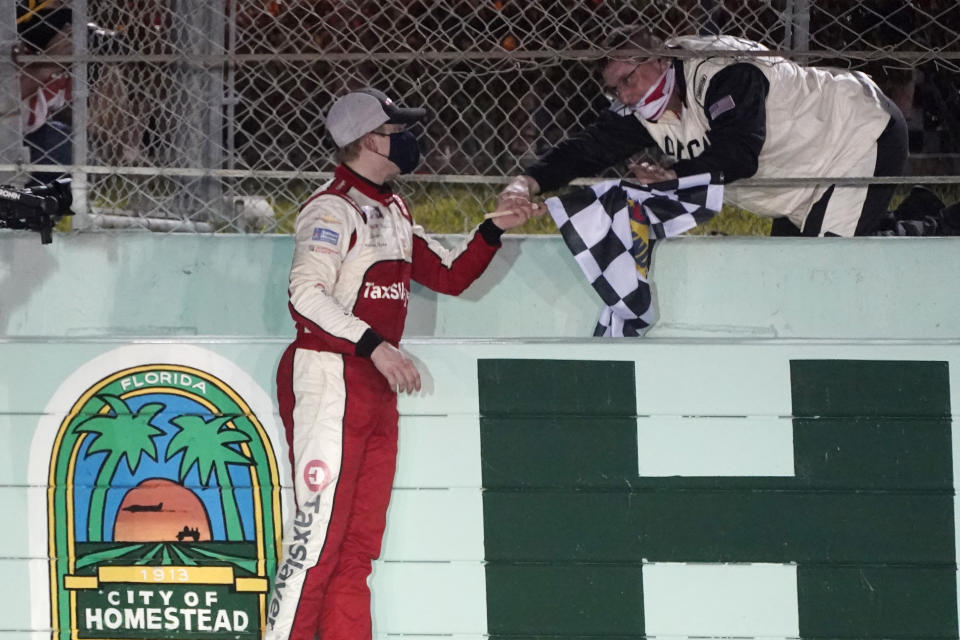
791 360 951 418
483 491 954 563
484 565 644 635
477 359 636 416
479 358 957 638
792 360 957 639
793 417 953 489
798 566 958 638
482 416 952 491
480 417 637 489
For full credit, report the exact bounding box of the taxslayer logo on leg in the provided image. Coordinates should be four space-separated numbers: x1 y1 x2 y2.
303 459 332 492
28 345 288 639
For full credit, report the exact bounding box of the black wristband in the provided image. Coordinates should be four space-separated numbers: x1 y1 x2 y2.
478 218 505 246
355 328 384 357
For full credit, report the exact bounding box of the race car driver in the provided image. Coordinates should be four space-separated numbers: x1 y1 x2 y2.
265 87 540 640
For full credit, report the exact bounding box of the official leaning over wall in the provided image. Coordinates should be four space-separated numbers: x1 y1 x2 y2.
499 29 960 237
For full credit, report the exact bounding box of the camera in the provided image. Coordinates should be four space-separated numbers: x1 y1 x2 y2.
0 178 74 244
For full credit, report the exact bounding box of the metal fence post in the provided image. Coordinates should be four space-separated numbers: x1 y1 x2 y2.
171 0 224 226
0 0 23 186
71 0 90 228
203 0 226 225
225 0 238 176
791 0 811 54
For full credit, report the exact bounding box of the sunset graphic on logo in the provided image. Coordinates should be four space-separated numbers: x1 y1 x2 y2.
71 392 254 544
113 478 212 542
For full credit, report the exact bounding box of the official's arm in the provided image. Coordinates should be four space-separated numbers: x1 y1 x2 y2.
524 108 658 193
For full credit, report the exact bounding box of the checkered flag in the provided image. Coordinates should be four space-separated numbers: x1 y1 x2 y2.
546 173 724 337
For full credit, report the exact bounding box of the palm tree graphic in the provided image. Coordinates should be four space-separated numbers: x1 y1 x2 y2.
73 395 164 541
168 414 253 540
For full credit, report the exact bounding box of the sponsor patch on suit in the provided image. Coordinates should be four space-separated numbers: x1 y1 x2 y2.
312 227 340 245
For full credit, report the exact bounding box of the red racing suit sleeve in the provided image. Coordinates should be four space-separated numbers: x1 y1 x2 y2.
288 194 381 356
411 218 503 295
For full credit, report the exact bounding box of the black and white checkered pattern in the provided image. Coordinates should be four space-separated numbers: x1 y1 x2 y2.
546 173 724 337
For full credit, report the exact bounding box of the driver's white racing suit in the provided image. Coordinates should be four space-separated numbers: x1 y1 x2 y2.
266 164 504 640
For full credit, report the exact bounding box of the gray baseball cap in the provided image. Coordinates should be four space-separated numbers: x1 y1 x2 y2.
325 88 426 147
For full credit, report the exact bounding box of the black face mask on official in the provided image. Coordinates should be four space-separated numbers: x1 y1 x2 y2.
372 130 421 174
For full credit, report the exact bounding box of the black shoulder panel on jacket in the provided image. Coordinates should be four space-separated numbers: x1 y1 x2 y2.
671 62 770 183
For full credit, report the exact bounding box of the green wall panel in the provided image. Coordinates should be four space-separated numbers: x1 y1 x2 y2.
483 491 954 563
793 417 953 489
791 360 951 418
798 566 957 638
480 358 957 639
480 418 638 488
484 565 644 635
482 417 953 491
477 359 636 416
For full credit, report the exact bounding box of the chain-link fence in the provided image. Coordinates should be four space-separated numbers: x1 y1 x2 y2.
2 0 959 234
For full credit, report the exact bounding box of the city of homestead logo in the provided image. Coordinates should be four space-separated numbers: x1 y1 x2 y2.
46 363 282 638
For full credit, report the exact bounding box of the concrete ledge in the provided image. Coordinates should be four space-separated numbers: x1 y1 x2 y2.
1 231 958 340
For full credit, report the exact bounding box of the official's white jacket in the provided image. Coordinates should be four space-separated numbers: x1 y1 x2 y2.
649 35 890 228
526 35 897 236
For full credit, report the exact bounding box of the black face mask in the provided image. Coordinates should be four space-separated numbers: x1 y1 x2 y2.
379 130 421 174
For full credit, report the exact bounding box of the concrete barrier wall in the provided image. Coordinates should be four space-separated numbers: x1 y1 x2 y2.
3 231 960 340
2 231 960 639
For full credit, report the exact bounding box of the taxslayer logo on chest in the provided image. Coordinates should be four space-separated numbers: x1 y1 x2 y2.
361 281 409 306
